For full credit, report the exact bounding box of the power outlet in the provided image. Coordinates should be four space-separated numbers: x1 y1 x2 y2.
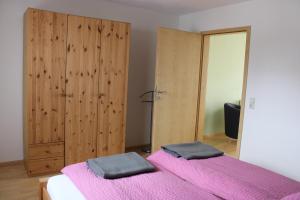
249 98 255 110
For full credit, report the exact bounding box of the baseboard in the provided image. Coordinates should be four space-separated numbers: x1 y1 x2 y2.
0 160 24 167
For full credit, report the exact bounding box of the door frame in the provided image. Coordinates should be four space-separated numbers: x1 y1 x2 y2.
196 26 251 158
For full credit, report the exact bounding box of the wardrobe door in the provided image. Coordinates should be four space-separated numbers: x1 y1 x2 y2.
24 8 67 175
24 8 67 145
65 16 101 164
97 20 130 156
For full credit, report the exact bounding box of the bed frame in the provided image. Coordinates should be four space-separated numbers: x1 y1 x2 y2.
39 178 52 200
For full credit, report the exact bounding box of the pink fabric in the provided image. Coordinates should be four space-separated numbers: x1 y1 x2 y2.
148 150 300 200
62 162 220 200
281 192 300 200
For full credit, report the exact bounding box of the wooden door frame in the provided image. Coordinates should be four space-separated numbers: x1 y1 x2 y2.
196 26 251 158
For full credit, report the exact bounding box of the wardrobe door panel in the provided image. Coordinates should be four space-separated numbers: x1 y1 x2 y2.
97 20 130 156
24 8 67 145
65 16 101 164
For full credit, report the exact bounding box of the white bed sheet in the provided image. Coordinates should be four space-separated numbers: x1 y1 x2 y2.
47 174 86 200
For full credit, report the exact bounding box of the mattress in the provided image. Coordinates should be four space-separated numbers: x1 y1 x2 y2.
47 174 86 200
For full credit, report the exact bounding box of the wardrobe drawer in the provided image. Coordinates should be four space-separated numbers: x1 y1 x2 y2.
27 157 64 176
28 143 64 159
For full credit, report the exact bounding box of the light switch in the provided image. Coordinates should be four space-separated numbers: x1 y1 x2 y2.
249 98 255 110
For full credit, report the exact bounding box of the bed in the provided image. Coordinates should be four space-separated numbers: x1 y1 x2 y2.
39 162 220 200
46 175 85 200
148 150 300 200
40 151 300 200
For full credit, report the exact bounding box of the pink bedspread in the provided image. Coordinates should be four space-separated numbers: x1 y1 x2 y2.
282 193 300 200
148 150 300 200
62 162 220 200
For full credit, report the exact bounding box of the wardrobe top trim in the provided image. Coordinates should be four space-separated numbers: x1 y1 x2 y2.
25 7 131 25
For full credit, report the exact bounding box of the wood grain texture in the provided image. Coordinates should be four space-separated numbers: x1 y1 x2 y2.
203 134 237 158
24 8 131 171
28 142 64 160
97 20 130 156
24 8 29 170
196 35 209 142
0 162 57 200
0 178 39 200
27 157 64 176
236 27 251 158
151 28 202 152
24 8 67 145
42 185 52 200
65 15 101 164
40 178 51 200
24 8 67 175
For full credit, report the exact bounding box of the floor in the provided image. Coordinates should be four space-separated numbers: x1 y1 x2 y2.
203 133 237 158
0 162 41 200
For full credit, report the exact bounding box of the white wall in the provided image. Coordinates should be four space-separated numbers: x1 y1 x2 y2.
0 0 178 162
179 0 300 181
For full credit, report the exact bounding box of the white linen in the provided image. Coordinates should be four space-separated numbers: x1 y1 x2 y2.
47 174 86 200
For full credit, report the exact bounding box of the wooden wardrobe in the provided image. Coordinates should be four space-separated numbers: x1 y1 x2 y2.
23 8 130 176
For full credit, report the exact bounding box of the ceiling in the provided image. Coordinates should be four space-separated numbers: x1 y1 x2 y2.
104 0 252 15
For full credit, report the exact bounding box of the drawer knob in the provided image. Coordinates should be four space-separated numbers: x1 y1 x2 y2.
45 150 50 154
45 164 50 169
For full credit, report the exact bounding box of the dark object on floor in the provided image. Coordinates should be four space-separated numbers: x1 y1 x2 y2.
162 141 224 160
224 103 241 139
87 152 156 179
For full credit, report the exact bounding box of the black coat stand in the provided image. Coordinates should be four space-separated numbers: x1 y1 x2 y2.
139 91 155 153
